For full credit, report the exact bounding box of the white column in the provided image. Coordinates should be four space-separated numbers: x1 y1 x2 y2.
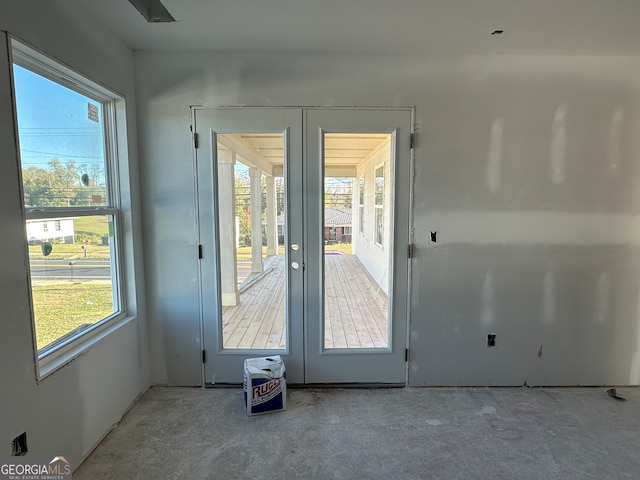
218 150 239 306
249 167 264 273
265 176 277 256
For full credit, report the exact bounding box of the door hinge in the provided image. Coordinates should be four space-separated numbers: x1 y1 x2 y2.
407 243 415 259
405 348 409 362
410 133 415 149
198 244 203 259
193 132 199 149
202 350 206 364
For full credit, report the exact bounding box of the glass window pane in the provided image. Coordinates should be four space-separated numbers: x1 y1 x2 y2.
28 215 116 352
374 165 385 247
323 134 392 349
217 133 287 350
358 176 365 235
374 166 384 206
375 208 384 246
13 65 107 208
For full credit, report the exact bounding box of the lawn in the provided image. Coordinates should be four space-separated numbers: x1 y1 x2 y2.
29 243 111 260
32 280 114 351
74 216 110 236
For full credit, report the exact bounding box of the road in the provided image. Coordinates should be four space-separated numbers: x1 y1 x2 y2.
31 259 252 282
30 259 111 280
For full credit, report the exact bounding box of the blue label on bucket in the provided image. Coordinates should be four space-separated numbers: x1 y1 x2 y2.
244 375 286 414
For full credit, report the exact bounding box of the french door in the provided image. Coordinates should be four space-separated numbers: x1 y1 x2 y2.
195 107 412 385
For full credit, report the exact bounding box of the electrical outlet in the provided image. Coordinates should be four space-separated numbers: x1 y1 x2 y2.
11 432 27 456
487 334 496 348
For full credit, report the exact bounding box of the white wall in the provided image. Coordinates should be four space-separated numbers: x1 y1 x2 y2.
137 50 640 387
0 0 148 467
354 142 392 295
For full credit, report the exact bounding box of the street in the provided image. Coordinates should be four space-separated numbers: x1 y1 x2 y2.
30 259 111 280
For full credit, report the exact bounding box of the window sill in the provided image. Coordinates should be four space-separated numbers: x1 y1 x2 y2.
36 314 137 382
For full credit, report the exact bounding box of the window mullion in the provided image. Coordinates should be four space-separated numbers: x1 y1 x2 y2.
26 207 118 221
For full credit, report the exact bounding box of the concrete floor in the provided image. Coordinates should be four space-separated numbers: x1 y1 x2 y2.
75 386 640 480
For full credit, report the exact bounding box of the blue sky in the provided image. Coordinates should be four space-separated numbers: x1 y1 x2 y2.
12 64 105 179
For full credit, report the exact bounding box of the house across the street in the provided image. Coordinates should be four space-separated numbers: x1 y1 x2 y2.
26 217 75 244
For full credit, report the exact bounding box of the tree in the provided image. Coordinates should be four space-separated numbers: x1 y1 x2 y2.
21 158 106 207
48 158 79 206
76 162 107 205
22 166 54 206
234 170 251 246
324 177 353 209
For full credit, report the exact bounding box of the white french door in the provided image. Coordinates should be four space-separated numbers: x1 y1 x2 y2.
195 107 412 385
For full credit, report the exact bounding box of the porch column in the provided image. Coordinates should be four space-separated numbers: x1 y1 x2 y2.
219 150 239 306
265 176 277 256
249 167 264 273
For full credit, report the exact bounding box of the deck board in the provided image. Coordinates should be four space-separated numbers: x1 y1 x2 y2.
222 254 388 349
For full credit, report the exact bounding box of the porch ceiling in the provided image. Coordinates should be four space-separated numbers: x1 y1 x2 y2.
221 133 390 177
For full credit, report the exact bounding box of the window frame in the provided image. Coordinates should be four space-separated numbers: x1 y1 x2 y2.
10 39 128 378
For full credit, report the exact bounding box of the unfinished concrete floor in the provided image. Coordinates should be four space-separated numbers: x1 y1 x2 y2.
75 386 640 479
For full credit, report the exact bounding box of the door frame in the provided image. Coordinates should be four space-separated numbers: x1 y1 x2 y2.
303 108 414 384
194 108 305 385
193 106 415 386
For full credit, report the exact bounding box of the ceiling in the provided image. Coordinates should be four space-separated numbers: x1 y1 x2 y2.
76 0 640 55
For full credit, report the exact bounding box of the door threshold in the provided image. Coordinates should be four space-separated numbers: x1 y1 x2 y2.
204 382 406 388
290 383 405 388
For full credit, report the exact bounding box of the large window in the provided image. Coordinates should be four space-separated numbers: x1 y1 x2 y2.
12 41 125 365
374 164 384 247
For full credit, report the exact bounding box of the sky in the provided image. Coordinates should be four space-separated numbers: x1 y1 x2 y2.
12 64 105 182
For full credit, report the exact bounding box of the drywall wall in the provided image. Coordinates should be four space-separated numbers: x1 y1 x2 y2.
0 0 147 467
136 50 640 386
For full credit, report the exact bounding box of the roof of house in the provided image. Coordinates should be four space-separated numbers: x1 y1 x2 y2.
276 208 352 227
324 208 352 227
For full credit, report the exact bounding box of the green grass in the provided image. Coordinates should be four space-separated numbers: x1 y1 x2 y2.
29 216 114 349
32 281 114 350
29 243 111 260
75 216 109 236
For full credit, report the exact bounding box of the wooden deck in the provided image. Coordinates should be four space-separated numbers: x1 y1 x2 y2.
222 254 389 349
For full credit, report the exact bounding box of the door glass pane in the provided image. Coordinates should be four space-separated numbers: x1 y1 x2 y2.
216 133 286 349
323 133 392 349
